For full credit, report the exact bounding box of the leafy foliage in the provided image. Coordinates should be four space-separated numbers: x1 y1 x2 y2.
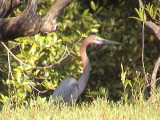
0 1 101 104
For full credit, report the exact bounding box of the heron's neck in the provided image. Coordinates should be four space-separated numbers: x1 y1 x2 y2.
78 39 91 95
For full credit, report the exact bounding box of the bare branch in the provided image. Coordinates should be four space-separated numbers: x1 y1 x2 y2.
138 0 160 40
144 21 160 40
0 0 74 40
40 0 74 33
150 56 160 91
0 0 23 18
1 0 41 40
1 42 31 67
30 84 50 94
137 0 143 8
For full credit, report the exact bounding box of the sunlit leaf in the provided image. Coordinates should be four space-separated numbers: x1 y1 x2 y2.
90 1 96 11
82 9 89 17
91 28 98 33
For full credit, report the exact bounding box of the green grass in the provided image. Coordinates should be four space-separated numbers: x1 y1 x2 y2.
0 96 158 120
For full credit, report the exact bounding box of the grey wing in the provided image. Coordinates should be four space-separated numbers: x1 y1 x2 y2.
52 77 79 105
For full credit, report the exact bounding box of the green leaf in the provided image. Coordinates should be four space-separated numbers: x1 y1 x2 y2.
29 44 37 55
93 24 100 28
91 91 99 95
90 1 96 11
91 28 98 33
135 8 146 21
124 80 131 89
82 9 89 17
25 84 32 93
16 54 25 58
52 32 57 42
24 66 33 71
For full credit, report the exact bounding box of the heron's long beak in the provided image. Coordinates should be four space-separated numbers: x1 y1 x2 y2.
100 38 121 45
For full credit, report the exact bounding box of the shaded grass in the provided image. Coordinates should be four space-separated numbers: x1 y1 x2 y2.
0 96 158 120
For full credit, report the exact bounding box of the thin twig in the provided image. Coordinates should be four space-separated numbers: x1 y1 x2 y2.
156 77 160 82
138 0 143 8
30 84 50 94
150 57 160 90
7 50 12 79
146 77 160 88
142 12 148 92
1 42 31 67
7 50 12 97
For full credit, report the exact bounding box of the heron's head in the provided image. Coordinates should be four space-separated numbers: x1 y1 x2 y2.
88 35 121 46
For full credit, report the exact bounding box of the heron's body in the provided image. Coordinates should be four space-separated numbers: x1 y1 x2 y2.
52 77 79 106
52 35 120 106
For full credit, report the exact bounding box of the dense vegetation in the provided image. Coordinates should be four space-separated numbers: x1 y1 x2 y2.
0 0 159 110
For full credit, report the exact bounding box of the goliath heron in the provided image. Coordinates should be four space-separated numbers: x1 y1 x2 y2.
52 35 120 106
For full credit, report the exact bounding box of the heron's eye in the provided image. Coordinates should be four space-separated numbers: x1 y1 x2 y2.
97 40 102 44
94 41 101 47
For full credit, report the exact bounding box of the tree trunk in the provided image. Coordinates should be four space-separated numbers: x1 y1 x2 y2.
0 0 74 41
